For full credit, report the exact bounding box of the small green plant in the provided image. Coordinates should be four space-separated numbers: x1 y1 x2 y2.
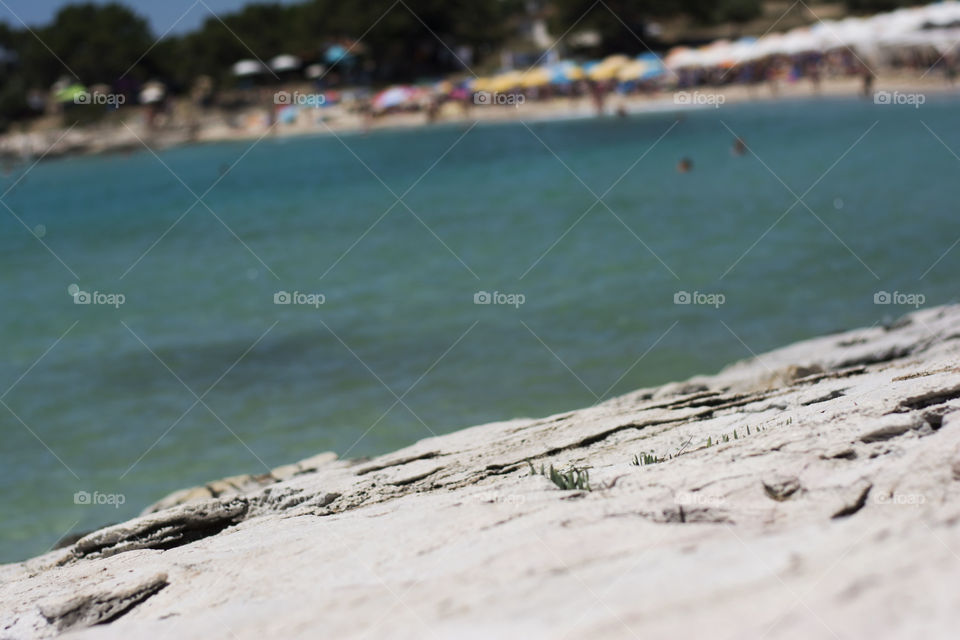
635 450 664 466
529 462 591 491
549 465 590 490
704 415 797 447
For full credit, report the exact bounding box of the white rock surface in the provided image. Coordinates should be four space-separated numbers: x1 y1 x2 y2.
3 305 960 639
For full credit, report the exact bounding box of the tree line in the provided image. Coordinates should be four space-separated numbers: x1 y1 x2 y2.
0 0 915 129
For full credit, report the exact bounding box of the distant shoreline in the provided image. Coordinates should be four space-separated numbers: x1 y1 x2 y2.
1 73 957 163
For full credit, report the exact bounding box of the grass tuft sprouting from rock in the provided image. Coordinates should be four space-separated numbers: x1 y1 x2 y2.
528 461 591 491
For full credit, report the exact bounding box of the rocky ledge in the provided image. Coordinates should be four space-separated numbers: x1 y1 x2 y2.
3 305 960 639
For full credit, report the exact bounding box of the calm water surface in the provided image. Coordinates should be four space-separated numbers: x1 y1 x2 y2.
1 95 957 561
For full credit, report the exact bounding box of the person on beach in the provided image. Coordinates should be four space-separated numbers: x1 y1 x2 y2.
860 64 875 97
588 80 605 116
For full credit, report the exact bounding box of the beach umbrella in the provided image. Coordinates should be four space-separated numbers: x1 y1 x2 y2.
921 1 960 28
616 59 652 81
880 26 960 52
807 22 846 52
489 71 523 92
372 85 413 110
665 47 704 69
324 45 354 65
232 59 266 76
139 81 166 104
697 40 739 67
876 7 928 36
580 60 601 74
588 64 620 80
778 27 821 55
469 76 494 91
749 33 789 59
520 66 552 88
601 54 631 68
587 54 630 80
719 37 759 66
304 64 326 79
270 55 301 72
549 61 583 84
277 105 298 124
54 83 87 102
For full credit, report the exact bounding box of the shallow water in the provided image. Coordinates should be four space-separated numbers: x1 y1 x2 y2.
1 95 957 561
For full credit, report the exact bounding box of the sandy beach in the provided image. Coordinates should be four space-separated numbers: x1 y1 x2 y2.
2 73 957 161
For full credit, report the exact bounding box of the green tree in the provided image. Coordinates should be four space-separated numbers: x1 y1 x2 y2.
549 0 762 53
844 0 914 13
28 3 155 86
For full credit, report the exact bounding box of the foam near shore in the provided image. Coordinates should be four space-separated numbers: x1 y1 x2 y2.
3 304 960 639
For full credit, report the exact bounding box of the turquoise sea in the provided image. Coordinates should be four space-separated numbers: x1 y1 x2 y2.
1 95 958 562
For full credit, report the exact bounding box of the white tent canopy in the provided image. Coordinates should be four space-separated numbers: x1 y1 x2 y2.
664 1 960 71
270 55 302 72
232 60 267 76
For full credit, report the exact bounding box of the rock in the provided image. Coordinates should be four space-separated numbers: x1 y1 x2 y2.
270 451 339 481
140 486 214 515
832 481 873 519
859 414 927 443
4 305 960 640
822 446 857 460
74 497 248 560
143 454 341 514
786 363 825 381
762 475 802 501
205 474 272 498
38 573 167 632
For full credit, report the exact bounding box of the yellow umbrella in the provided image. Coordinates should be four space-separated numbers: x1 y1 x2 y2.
471 77 494 92
489 71 523 93
520 67 552 88
565 65 584 80
588 64 620 81
616 60 652 81
601 54 630 68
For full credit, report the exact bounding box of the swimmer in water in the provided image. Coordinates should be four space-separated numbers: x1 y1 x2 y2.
732 138 746 156
677 157 692 173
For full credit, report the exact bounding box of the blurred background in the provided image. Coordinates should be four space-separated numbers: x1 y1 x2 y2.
1 0 960 150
